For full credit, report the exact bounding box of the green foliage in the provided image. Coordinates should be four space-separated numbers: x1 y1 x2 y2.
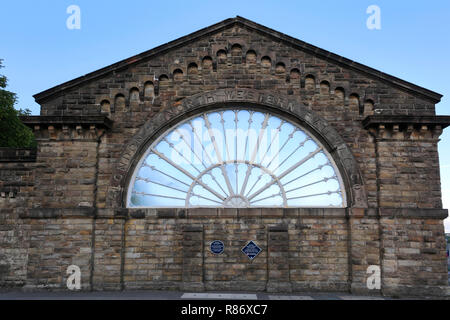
0 59 36 148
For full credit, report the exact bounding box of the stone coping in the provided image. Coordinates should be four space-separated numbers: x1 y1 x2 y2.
378 208 448 219
0 148 36 162
118 207 349 219
17 207 448 219
362 115 450 129
19 115 113 129
19 207 95 219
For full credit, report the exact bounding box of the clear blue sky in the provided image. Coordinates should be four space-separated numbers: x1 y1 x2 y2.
1 0 449 231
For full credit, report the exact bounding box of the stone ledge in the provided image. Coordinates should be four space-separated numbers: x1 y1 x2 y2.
20 115 113 129
379 208 448 219
347 208 448 219
297 208 348 218
114 208 128 218
18 207 447 220
19 207 95 219
348 208 378 218
129 210 145 219
362 115 450 129
121 208 349 219
0 148 36 162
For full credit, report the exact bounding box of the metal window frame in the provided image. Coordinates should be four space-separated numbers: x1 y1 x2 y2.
126 107 347 209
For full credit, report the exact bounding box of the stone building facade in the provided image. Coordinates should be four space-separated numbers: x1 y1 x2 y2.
1 17 449 296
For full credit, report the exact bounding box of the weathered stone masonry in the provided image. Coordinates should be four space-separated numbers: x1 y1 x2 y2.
1 17 449 296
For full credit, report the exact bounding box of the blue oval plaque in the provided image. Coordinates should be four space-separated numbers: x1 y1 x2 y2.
210 240 224 254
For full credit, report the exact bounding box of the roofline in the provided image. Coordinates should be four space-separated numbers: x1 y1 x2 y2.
34 16 443 104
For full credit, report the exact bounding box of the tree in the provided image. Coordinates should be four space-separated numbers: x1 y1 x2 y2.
0 59 36 147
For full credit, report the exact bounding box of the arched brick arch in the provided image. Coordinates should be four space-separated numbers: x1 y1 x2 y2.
109 89 367 209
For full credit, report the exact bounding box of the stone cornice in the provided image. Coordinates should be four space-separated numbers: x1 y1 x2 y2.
362 115 450 129
16 207 448 220
0 148 36 162
19 207 96 219
379 208 448 219
117 207 349 219
363 115 450 140
20 115 113 129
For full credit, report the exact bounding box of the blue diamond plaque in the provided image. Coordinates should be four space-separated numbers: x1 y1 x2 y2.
210 240 224 255
241 240 261 260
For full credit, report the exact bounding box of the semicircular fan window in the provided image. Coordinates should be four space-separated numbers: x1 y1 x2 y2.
127 109 346 208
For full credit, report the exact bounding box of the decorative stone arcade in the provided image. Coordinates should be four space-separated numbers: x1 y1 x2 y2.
1 17 449 296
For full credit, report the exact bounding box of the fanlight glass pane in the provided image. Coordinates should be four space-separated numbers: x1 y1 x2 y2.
127 109 346 208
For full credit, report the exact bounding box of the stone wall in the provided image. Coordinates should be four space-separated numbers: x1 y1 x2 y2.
1 19 448 296
0 148 35 287
1 208 446 296
22 218 93 290
380 210 448 296
28 126 105 209
34 24 442 212
92 218 124 291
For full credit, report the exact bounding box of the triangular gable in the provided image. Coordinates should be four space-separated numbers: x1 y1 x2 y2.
34 16 442 104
